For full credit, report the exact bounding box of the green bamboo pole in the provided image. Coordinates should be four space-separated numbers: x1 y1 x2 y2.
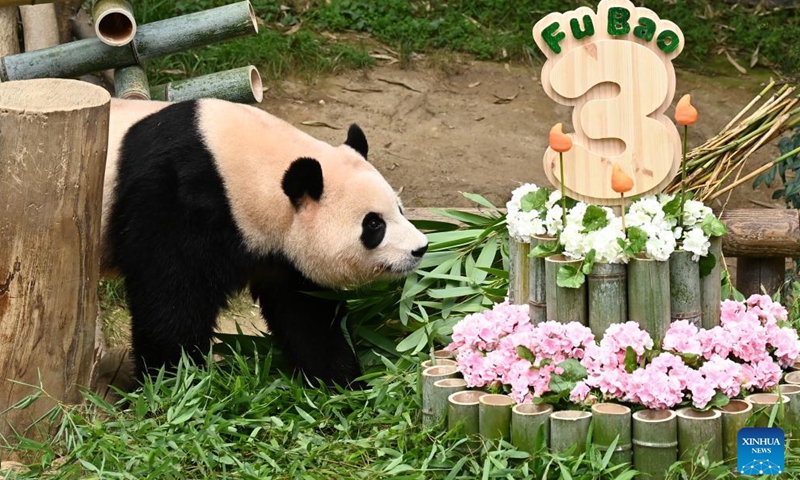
627 256 671 347
511 403 552 455
92 0 136 47
786 371 800 385
669 250 702 327
421 358 457 369
545 254 587 325
779 385 800 437
676 408 723 464
719 400 753 466
448 390 486 452
746 393 790 428
632 409 677 480
429 378 468 430
150 65 264 104
0 0 71 5
549 411 592 455
421 365 459 429
592 403 632 466
478 394 514 442
528 235 555 324
114 65 149 100
587 263 627 340
700 237 722 329
508 238 530 307
0 1 258 81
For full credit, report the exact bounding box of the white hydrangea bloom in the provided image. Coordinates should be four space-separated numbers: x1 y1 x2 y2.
681 199 712 228
544 204 564 236
682 227 710 261
506 183 542 214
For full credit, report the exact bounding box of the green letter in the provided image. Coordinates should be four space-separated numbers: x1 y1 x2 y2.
542 21 566 54
570 15 594 40
634 17 656 42
607 7 630 36
657 29 680 53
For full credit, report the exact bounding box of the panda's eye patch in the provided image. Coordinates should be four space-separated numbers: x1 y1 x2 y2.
361 212 386 249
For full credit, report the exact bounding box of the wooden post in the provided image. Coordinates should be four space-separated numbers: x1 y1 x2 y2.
0 79 110 442
735 257 785 297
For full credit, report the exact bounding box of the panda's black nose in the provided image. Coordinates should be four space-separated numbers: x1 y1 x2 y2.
411 244 428 258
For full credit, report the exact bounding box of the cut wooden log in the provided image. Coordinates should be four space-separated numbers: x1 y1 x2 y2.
0 78 110 442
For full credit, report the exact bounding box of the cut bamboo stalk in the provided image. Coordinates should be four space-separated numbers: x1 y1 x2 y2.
0 1 258 81
528 235 556 324
434 349 455 360
587 263 627 340
448 390 486 451
669 250 701 327
19 3 59 51
676 408 723 464
478 394 514 442
592 403 632 466
420 358 457 369
779 385 800 437
545 254 587 325
511 403 552 455
0 0 73 5
508 238 530 307
429 378 468 430
719 400 753 466
0 7 20 56
786 371 800 385
627 256 671 347
150 65 264 104
114 65 150 100
632 409 677 480
549 410 591 455
790 361 800 372
746 393 790 428
700 236 722 329
92 0 136 47
421 365 459 429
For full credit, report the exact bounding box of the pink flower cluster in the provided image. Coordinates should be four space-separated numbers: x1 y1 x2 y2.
447 295 800 411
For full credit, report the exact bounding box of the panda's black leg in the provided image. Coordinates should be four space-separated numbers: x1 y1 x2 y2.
250 260 364 389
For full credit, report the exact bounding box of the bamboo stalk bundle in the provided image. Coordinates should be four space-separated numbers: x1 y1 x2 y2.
92 0 136 47
114 65 149 100
668 250 701 327
676 408 723 464
665 82 800 204
592 403 632 467
0 1 258 81
508 239 530 306
587 262 627 340
511 403 552 455
549 411 592 455
746 392 790 428
719 400 753 465
545 254 587 325
700 236 722 329
150 65 264 104
421 365 459 429
428 378 468 429
478 394 514 441
627 256 671 347
632 409 677 480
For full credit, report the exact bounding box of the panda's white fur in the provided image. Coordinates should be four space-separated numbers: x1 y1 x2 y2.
104 98 427 387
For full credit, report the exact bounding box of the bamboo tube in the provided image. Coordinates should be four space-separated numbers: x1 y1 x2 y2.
448 390 485 435
786 371 800 385
420 358 457 369
0 0 73 5
777 385 800 437
528 235 555 324
92 0 136 47
0 7 20 56
421 365 459 429
0 1 258 81
790 361 800 372
150 65 264 104
592 403 632 466
587 263 627 340
549 410 592 455
746 393 790 428
511 403 552 455
429 378 468 430
19 3 59 51
479 394 514 441
114 65 149 100
545 254 587 325
508 238 530 307
719 400 753 465
434 349 455 360
668 250 702 327
676 408 723 464
700 236 722 329
632 409 677 480
627 256 671 347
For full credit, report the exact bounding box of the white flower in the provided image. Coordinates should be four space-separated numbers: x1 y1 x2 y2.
544 204 564 236
506 183 542 215
682 227 710 261
682 199 712 228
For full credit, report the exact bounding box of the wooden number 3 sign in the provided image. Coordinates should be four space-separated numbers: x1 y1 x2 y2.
533 0 684 205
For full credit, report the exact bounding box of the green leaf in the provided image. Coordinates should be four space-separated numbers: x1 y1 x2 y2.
520 189 548 213
623 346 638 374
428 286 481 299
662 195 682 217
472 237 498 284
530 240 561 258
557 358 587 381
432 208 496 227
706 391 730 410
461 191 499 210
699 252 717 278
701 214 728 237
556 265 585 289
396 327 428 353
626 226 648 254
516 345 536 362
582 205 609 232
581 249 596 275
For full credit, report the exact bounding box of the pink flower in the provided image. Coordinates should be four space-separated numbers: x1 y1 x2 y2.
741 358 782 391
663 320 702 354
569 381 591 404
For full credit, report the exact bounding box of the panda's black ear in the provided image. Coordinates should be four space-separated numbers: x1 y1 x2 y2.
282 157 323 208
345 123 369 160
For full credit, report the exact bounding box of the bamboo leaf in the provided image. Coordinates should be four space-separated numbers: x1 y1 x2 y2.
396 327 428 353
461 192 499 210
428 286 481 298
431 209 496 226
411 219 460 231
472 237 498 284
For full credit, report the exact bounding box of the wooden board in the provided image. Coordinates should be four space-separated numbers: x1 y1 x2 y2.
533 0 684 205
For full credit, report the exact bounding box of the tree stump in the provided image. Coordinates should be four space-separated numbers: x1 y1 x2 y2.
0 79 109 444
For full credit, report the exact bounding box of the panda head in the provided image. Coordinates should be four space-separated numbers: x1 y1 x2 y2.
281 124 428 288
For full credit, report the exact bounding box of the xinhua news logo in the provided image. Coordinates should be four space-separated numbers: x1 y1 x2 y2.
738 427 785 475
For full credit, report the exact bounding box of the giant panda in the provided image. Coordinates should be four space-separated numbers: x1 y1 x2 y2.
102 98 428 388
